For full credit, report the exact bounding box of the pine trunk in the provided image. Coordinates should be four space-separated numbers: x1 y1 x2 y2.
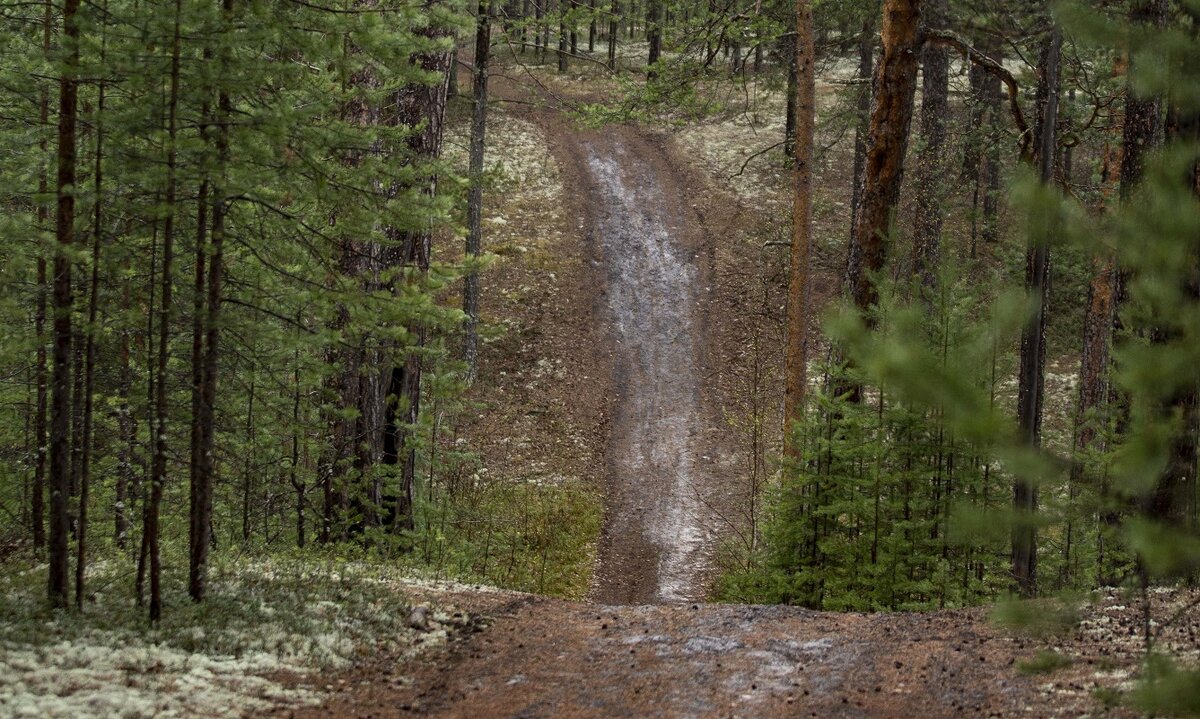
848 12 874 235
149 0 185 622
49 0 83 609
844 0 917 322
910 0 947 296
384 18 453 533
783 0 815 446
32 0 52 552
463 0 492 383
1012 27 1061 598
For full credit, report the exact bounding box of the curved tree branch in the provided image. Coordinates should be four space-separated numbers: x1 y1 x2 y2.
926 29 1032 158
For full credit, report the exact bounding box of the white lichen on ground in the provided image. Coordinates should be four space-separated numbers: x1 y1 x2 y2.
443 110 567 269
0 555 472 719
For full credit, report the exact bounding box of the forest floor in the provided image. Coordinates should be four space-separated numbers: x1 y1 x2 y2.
267 58 1198 719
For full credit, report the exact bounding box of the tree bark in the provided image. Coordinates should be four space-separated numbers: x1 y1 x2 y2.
49 0 83 609
588 0 595 51
384 17 454 533
844 0 920 324
149 0 185 622
1012 27 1061 599
783 0 815 448
558 0 568 71
607 0 619 68
646 0 661 78
136 213 160 606
189 0 232 603
463 0 492 383
783 29 797 157
189 172 210 594
32 0 52 552
849 11 875 237
76 57 107 610
115 283 133 550
910 0 947 296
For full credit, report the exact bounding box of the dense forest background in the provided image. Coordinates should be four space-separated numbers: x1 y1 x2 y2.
0 0 1198 708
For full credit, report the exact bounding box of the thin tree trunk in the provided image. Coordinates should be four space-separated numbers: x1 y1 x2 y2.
558 0 568 71
290 347 305 548
188 169 210 596
646 0 660 78
979 45 1003 246
783 29 797 156
386 36 453 534
243 379 255 542
190 0 232 604
848 11 875 235
149 0 185 622
463 0 492 383
961 53 986 182
588 0 595 51
49 0 83 609
607 0 619 68
910 0 947 296
1012 27 1061 599
76 54 107 610
136 214 159 606
115 283 133 550
783 0 815 447
32 0 52 552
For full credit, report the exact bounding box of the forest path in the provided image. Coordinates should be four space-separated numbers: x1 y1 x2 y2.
573 130 720 605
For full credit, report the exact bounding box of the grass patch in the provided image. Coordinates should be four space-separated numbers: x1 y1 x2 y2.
405 478 603 598
1017 650 1074 675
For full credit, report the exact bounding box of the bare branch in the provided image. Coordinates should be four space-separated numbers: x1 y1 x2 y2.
926 29 1032 157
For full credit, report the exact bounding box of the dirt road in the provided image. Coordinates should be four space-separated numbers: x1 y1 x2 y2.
278 582 1181 719
578 131 719 605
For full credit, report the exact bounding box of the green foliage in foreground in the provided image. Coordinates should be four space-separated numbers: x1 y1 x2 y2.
1133 655 1200 718
1016 650 1074 676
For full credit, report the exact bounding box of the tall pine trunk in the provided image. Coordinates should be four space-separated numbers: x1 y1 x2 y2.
463 0 492 383
32 0 52 552
1012 27 1061 598
49 0 83 609
385 26 453 533
149 0 184 622
115 283 133 549
783 0 815 446
76 54 107 609
189 0 232 604
849 10 875 235
645 0 660 77
607 0 619 68
839 0 920 405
